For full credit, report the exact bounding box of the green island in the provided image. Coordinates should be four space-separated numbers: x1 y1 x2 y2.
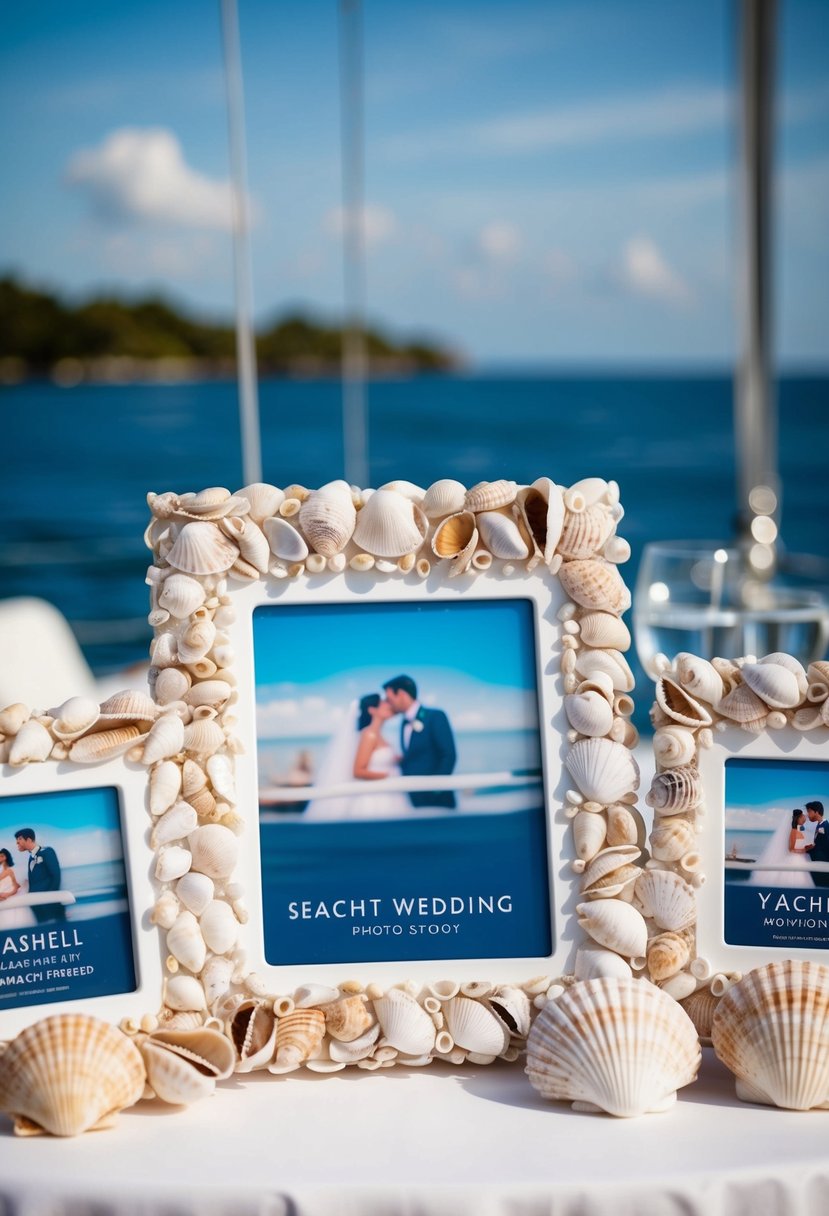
0 278 460 383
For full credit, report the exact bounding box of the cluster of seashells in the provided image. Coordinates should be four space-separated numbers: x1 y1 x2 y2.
637 651 829 1036
0 691 161 767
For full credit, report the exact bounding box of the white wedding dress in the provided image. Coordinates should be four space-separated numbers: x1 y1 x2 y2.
304 705 411 821
0 871 36 929
750 819 813 887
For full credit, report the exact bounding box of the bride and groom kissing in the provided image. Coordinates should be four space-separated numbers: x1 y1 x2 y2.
306 675 458 819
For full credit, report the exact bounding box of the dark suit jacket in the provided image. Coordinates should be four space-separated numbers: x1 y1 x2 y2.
28 845 66 922
399 708 457 808
809 821 829 887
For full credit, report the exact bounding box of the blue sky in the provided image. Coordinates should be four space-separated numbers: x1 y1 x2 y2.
0 786 124 868
1 0 827 363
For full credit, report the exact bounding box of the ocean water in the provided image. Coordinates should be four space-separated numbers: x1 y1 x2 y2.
1 373 827 723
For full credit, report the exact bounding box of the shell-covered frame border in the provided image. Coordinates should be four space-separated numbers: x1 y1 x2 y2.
141 476 648 1075
641 650 829 1039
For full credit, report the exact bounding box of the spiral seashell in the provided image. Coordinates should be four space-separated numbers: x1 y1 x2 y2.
464 479 517 512
444 997 508 1056
655 677 712 728
198 899 239 954
177 618 217 666
228 1000 277 1072
263 516 309 562
220 516 270 573
645 765 702 815
0 702 30 735
577 898 648 958
9 719 54 765
646 932 690 983
175 871 214 916
141 713 185 766
558 559 630 615
578 611 631 651
271 1008 326 1071
476 510 530 559
526 977 700 1117
352 489 428 558
674 653 724 706
422 479 466 519
556 505 614 561
0 1015 145 1137
298 481 356 556
151 801 198 849
322 996 374 1043
515 478 565 566
575 648 634 692
653 725 697 769
158 574 206 620
50 696 100 740
741 661 802 710
634 870 696 932
167 910 207 972
572 809 608 861
165 975 207 1012
188 824 238 879
565 737 640 805
69 725 145 764
576 671 615 704
237 482 284 523
650 817 696 861
712 961 829 1110
680 987 720 1041
166 522 238 576
183 718 225 758
717 683 768 728
374 989 437 1056
564 691 614 738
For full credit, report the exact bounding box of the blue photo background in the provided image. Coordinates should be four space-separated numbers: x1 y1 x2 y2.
0 786 136 1010
724 757 829 951
254 598 553 965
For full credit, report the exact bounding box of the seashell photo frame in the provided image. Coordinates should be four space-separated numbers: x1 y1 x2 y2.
642 651 829 1036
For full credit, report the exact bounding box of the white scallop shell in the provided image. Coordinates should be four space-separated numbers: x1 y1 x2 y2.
51 696 101 740
149 759 182 815
653 725 697 769
556 505 614 561
199 900 239 954
353 490 428 557
565 737 640 805
237 482 285 523
577 898 648 958
741 661 802 709
578 612 631 651
444 996 509 1056
299 481 356 556
575 648 634 692
263 516 310 562
373 989 436 1056
151 801 198 849
166 910 207 972
166 522 239 576
634 870 696 932
476 510 529 559
141 714 185 766
175 871 214 916
158 574 206 619
188 824 238 879
9 720 53 765
674 653 724 706
526 977 700 1117
712 961 829 1110
422 479 467 519
558 560 630 615
378 480 426 503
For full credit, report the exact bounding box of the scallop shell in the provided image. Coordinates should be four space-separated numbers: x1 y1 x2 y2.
575 648 634 692
95 690 157 729
228 1000 277 1072
237 482 285 523
565 737 640 805
556 506 614 561
645 765 702 815
578 612 631 652
8 719 53 765
150 759 182 816
263 516 310 562
422 479 466 519
444 997 508 1056
141 713 185 766
199 900 239 954
464 479 517 512
655 677 712 728
374 989 436 1056
653 726 697 769
516 478 565 566
577 898 648 958
0 1015 145 1137
646 932 691 983
166 522 238 576
741 661 802 710
650 817 696 862
322 996 374 1043
674 653 724 706
158 573 206 619
151 801 198 848
69 725 145 764
564 691 614 738
717 682 768 726
167 910 207 973
634 870 696 932
51 696 101 740
679 987 720 1041
525 977 700 1117
298 481 356 556
353 489 428 557
572 809 608 861
558 560 630 615
175 871 214 916
476 510 529 560
711 961 829 1110
271 1008 326 1071
188 824 239 879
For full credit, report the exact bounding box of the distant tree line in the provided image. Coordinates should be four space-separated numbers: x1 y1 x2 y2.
0 277 458 379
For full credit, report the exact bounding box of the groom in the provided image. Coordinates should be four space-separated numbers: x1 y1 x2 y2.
15 827 66 923
804 802 829 888
383 675 457 808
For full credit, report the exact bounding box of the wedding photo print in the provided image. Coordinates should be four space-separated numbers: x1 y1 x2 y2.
253 598 553 966
724 757 829 952
0 787 137 1011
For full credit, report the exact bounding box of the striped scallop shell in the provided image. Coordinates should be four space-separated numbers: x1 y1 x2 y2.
526 977 700 1117
166 522 239 576
711 961 829 1109
96 690 157 728
558 560 630 615
352 489 428 557
0 1015 145 1137
556 505 614 561
188 824 239 879
464 479 517 512
634 870 696 932
444 996 509 1056
680 987 721 1041
374 989 436 1056
717 682 768 726
565 737 640 805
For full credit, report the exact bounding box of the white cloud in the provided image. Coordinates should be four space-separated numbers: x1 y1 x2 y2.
66 128 242 231
619 236 690 304
478 221 521 261
324 204 397 249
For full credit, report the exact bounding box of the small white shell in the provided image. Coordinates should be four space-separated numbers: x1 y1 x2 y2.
577 898 648 958
154 668 191 706
575 648 634 692
572 809 608 861
69 726 145 764
464 479 517 512
236 482 285 523
166 910 207 973
556 505 614 561
9 720 53 765
165 975 208 1012
151 801 198 849
653 726 697 769
220 516 270 573
578 612 631 651
141 714 185 766
515 478 565 566
645 765 702 815
0 703 30 735
476 510 529 560
175 871 214 916
564 691 614 739
655 677 713 727
263 516 310 562
741 661 802 710
183 718 225 758
674 653 724 706
558 560 630 615
198 900 239 954
574 945 633 981
201 955 235 1007
149 760 182 816
158 574 206 619
155 846 192 883
565 737 640 805
50 696 101 740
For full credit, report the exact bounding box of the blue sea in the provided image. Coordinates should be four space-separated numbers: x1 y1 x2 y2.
1 373 827 722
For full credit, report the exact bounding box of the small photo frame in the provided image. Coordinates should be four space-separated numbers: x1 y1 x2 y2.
0 748 161 1037
644 653 829 1005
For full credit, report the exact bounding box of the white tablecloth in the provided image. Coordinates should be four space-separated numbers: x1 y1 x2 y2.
1 1049 826 1216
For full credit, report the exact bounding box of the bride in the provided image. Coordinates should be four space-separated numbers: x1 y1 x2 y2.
750 809 813 887
304 694 411 820
0 847 35 929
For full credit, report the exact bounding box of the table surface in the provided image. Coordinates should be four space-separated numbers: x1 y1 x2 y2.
1 1049 827 1216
